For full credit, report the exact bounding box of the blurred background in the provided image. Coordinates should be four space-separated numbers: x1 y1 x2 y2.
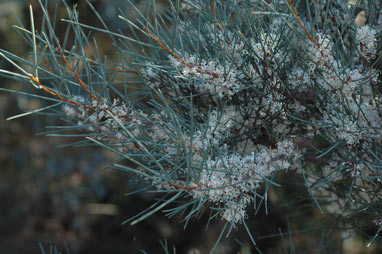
0 0 381 253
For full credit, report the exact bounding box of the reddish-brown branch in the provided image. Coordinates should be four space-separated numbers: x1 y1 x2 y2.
29 74 96 109
209 0 215 15
167 178 202 190
145 28 184 63
287 0 318 46
208 0 222 31
145 28 220 79
56 45 98 101
167 181 199 190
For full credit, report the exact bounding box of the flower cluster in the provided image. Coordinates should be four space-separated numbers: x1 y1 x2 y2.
62 97 148 143
356 25 377 61
190 140 300 223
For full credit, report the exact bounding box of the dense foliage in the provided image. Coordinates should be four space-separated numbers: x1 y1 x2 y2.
1 0 382 252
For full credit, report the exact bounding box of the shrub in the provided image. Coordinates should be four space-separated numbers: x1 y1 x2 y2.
1 0 382 252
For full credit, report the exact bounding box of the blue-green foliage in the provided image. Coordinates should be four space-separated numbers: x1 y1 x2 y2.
1 0 382 252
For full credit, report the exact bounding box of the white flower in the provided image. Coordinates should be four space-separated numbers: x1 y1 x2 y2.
62 104 76 117
356 25 377 60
